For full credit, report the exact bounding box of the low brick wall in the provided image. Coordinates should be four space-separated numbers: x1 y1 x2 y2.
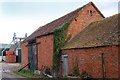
62 45 119 78
6 54 16 63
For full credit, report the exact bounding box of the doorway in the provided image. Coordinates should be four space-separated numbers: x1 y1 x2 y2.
28 44 37 70
62 54 68 76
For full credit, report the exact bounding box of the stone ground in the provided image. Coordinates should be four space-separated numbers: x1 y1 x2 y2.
0 62 26 80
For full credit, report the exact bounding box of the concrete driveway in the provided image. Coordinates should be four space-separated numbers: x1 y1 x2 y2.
0 62 26 79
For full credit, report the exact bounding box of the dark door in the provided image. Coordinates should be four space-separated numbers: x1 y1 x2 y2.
18 49 21 63
28 45 37 70
62 54 68 76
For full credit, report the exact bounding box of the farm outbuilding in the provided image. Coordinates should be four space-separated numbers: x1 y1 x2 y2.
21 1 111 78
9 44 21 63
62 14 119 78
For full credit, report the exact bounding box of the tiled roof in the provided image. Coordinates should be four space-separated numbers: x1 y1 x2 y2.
23 2 104 42
63 14 120 49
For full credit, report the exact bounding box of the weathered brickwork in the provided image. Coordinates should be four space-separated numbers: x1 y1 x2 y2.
67 3 103 38
21 2 105 77
119 46 120 79
6 55 16 63
21 42 28 69
36 34 53 71
62 46 119 78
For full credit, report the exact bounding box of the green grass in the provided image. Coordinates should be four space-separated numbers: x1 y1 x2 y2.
14 69 43 78
14 70 75 80
14 69 82 80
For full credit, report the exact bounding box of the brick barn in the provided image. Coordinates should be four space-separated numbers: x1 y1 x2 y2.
21 2 105 76
62 14 119 78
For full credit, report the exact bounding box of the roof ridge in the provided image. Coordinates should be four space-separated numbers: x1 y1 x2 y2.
90 2 105 18
33 2 90 32
23 2 101 42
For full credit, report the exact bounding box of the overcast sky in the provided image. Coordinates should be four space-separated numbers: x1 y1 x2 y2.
0 0 119 44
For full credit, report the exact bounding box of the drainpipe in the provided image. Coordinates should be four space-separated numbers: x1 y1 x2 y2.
2 50 4 61
101 53 105 80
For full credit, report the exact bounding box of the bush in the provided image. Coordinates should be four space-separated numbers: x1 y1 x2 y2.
80 71 92 80
72 57 80 77
68 74 74 76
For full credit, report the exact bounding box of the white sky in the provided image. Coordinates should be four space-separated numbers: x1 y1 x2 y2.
0 0 119 44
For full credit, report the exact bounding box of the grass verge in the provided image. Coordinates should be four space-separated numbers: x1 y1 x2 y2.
14 69 43 78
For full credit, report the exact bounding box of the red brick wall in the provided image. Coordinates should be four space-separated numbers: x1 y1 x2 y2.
21 42 28 69
6 55 16 63
21 3 105 73
118 47 120 79
62 46 119 78
67 3 104 39
36 34 53 71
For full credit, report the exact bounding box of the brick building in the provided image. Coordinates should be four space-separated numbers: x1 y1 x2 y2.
62 14 119 78
21 2 105 77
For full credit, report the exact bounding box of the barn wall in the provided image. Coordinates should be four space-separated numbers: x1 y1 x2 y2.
21 42 28 69
36 34 53 71
21 2 105 73
67 3 104 39
62 46 119 78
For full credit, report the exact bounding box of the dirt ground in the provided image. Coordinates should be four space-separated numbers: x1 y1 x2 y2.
0 62 26 79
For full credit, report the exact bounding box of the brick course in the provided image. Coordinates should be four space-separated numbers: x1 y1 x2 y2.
37 34 53 71
21 42 28 69
62 46 119 78
67 3 103 38
6 54 16 63
21 2 105 76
